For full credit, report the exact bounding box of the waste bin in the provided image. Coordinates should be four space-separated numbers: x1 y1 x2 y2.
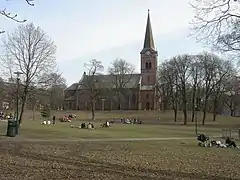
6 119 16 137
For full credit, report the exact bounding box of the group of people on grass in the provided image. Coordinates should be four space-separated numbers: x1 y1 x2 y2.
70 122 95 129
120 117 142 124
41 115 56 125
42 114 78 125
0 111 14 120
197 133 239 148
59 114 77 122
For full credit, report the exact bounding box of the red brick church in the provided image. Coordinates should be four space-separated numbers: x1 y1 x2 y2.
64 10 159 110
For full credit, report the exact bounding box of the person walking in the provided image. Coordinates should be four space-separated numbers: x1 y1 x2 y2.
52 115 56 125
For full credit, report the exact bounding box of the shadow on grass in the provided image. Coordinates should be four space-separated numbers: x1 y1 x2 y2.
3 148 239 180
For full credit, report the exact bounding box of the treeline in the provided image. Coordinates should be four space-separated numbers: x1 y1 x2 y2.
0 73 67 112
158 52 239 125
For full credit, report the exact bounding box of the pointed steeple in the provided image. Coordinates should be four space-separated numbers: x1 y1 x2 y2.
143 9 155 50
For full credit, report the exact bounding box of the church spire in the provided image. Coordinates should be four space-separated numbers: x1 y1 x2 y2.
143 9 155 50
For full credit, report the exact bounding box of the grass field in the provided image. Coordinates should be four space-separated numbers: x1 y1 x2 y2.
0 110 239 179
19 110 240 125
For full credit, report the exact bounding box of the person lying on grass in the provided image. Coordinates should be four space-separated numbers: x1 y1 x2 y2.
225 137 238 148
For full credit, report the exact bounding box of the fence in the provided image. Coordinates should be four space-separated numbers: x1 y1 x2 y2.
222 128 240 140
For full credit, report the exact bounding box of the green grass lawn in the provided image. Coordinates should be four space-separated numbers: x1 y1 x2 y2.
0 119 224 139
0 110 239 140
0 110 239 179
18 109 240 124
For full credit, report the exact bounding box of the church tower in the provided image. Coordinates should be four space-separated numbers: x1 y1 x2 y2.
140 10 158 110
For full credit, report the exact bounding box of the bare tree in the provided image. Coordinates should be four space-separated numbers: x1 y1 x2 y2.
157 64 171 111
36 72 66 110
211 59 234 121
199 52 233 124
1 0 34 33
108 59 135 110
190 0 240 58
170 55 192 125
158 62 179 122
158 50 237 124
224 75 240 116
1 23 56 124
39 73 67 88
189 55 202 122
82 59 104 121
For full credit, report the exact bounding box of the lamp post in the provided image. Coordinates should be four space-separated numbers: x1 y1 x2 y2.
14 71 23 134
101 98 106 111
195 103 198 136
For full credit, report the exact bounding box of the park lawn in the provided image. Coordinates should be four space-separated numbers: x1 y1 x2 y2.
0 119 222 139
0 110 238 140
0 110 239 179
0 139 239 180
21 109 240 126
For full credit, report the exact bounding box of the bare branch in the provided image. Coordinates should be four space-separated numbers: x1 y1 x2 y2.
108 58 135 89
190 0 240 57
25 0 34 6
1 0 34 33
0 8 27 23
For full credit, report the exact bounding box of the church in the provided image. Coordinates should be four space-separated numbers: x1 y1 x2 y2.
64 10 159 110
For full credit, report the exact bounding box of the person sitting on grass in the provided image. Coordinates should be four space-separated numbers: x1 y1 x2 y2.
87 123 94 129
81 123 86 129
225 137 237 148
106 121 110 127
101 121 110 127
197 134 210 147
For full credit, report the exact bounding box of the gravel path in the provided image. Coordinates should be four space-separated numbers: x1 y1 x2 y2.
0 136 222 143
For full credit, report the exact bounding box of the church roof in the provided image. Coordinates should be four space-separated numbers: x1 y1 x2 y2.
65 83 78 91
78 73 141 89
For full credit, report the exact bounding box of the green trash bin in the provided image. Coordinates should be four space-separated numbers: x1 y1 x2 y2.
6 119 16 137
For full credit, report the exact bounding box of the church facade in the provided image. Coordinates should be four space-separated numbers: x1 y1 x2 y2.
64 11 159 110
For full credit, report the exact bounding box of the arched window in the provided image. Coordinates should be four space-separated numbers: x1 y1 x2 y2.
145 62 148 69
149 62 152 69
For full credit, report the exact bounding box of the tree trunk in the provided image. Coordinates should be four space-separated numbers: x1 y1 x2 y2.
191 88 196 122
183 98 187 125
173 106 177 122
183 105 187 125
19 96 26 124
91 98 95 121
212 98 218 122
202 100 207 125
213 112 217 122
191 110 195 122
32 102 36 121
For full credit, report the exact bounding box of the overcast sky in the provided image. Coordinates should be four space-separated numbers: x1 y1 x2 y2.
0 0 207 85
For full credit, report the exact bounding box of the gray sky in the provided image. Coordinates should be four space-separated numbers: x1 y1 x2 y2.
0 0 207 85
